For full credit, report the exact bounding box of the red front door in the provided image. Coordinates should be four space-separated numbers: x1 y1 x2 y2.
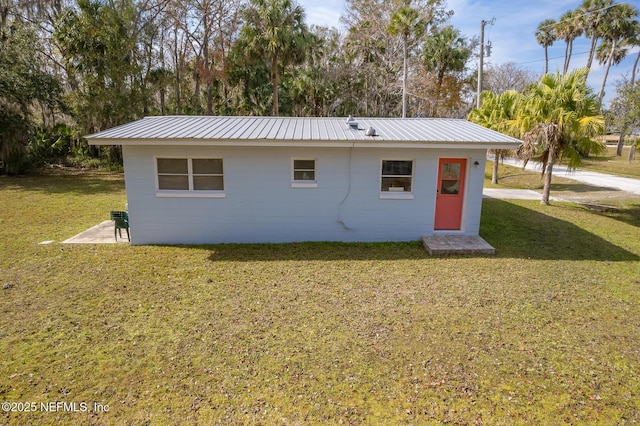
434 158 466 230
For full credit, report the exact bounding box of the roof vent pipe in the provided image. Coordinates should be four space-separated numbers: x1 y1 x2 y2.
346 115 359 129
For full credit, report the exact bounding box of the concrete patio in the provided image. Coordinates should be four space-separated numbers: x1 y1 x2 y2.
61 220 130 244
421 235 495 256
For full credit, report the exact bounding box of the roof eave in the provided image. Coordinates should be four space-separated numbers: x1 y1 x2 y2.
86 137 521 150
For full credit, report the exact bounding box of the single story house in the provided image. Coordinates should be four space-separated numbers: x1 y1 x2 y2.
85 116 521 245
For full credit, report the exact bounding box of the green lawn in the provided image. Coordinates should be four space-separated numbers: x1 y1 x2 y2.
1 171 639 425
579 146 640 179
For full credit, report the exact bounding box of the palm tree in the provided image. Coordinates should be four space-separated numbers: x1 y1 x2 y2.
595 3 638 103
421 25 472 117
387 5 427 118
513 69 605 205
631 30 640 85
615 22 640 156
555 10 583 75
238 0 311 116
580 0 613 74
468 90 521 184
535 19 556 75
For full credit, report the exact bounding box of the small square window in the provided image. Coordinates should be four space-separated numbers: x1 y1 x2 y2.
381 160 413 192
157 158 189 190
293 159 316 181
192 159 224 191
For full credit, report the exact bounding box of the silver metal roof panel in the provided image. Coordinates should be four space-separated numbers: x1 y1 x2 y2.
85 116 522 147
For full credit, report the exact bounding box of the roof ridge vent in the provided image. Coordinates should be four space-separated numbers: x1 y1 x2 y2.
346 115 359 129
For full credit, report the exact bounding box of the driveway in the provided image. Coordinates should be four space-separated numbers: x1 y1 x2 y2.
498 157 640 195
488 157 640 204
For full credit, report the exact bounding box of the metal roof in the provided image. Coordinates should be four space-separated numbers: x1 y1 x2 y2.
85 116 522 148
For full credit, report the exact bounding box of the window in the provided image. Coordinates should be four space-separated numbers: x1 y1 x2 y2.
439 162 461 194
157 158 189 190
292 158 317 188
192 159 224 190
381 160 413 192
380 160 414 199
156 158 224 197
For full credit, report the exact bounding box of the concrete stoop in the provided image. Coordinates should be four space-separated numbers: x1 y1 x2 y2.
421 235 495 256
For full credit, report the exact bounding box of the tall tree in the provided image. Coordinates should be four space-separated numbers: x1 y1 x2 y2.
614 21 640 156
182 0 241 114
595 2 638 103
468 90 521 184
555 10 583 75
421 25 473 117
387 4 426 118
513 69 605 205
55 0 154 166
0 21 62 173
236 0 311 116
342 0 450 117
630 26 640 85
609 79 640 157
535 19 556 75
580 0 613 73
482 62 538 95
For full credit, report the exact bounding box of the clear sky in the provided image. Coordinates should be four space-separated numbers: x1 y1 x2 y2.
296 0 640 107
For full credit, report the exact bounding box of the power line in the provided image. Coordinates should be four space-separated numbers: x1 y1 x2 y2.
536 1 627 31
517 50 591 66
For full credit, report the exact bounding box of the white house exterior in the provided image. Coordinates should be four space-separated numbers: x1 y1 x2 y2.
85 116 521 245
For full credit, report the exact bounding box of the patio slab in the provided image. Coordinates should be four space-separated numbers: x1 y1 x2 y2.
62 220 129 244
422 235 495 256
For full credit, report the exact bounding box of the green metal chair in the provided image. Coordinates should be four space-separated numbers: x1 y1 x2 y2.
110 211 130 242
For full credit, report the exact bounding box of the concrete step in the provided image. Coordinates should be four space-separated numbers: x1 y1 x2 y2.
422 235 495 256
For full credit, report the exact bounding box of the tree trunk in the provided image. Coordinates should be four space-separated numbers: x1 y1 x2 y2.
629 144 636 163
492 154 499 184
585 33 598 73
598 41 616 103
617 131 625 157
193 67 201 114
203 15 213 115
544 47 549 75
631 50 639 87
271 54 279 116
541 145 555 206
402 37 408 118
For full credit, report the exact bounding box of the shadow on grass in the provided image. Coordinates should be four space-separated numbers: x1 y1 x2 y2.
601 204 640 228
206 241 430 262
550 182 621 193
205 200 638 262
0 172 124 195
480 199 638 261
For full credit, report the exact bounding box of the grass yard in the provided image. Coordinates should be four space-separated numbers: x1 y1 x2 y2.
579 146 640 180
1 171 639 425
484 158 640 207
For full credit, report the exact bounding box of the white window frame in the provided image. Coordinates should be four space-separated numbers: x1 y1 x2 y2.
379 159 414 200
155 157 226 198
291 158 318 188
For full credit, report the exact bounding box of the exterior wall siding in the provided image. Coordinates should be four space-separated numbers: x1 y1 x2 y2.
122 145 488 244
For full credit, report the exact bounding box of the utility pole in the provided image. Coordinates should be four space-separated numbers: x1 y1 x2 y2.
476 18 495 109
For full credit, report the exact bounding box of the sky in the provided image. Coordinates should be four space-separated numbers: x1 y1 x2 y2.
296 0 640 107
